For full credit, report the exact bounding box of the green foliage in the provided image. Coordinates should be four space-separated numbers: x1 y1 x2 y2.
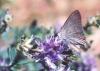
7 47 17 62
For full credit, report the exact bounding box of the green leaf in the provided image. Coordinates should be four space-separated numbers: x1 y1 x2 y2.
13 27 19 41
7 47 17 62
13 27 27 39
16 59 38 71
19 26 27 36
1 32 11 44
26 62 38 71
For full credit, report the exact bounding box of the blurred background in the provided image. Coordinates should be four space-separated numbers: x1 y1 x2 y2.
1 0 100 27
1 0 100 70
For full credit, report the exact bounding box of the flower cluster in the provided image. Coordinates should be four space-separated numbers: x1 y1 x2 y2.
87 14 100 27
35 36 71 70
18 35 77 71
84 13 100 35
17 35 97 71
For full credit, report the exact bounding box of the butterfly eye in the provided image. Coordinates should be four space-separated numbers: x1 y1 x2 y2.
4 14 12 22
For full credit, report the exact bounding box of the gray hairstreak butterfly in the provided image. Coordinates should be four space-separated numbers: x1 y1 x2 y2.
57 10 87 50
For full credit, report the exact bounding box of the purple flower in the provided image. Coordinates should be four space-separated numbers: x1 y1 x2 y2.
0 57 10 67
80 52 97 67
69 52 97 71
36 36 67 56
21 35 97 71
0 57 3 63
33 36 71 69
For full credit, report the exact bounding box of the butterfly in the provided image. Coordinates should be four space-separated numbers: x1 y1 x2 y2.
57 10 87 50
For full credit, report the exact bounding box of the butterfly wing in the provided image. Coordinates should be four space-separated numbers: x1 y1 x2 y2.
58 10 87 48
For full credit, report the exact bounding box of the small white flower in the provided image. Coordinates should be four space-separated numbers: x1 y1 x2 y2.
67 67 71 71
25 35 34 48
88 17 98 25
4 14 12 22
45 57 57 69
91 67 97 71
23 52 33 59
35 59 40 62
57 54 66 60
19 45 29 51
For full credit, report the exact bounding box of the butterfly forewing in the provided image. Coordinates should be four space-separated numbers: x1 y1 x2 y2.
58 10 87 48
